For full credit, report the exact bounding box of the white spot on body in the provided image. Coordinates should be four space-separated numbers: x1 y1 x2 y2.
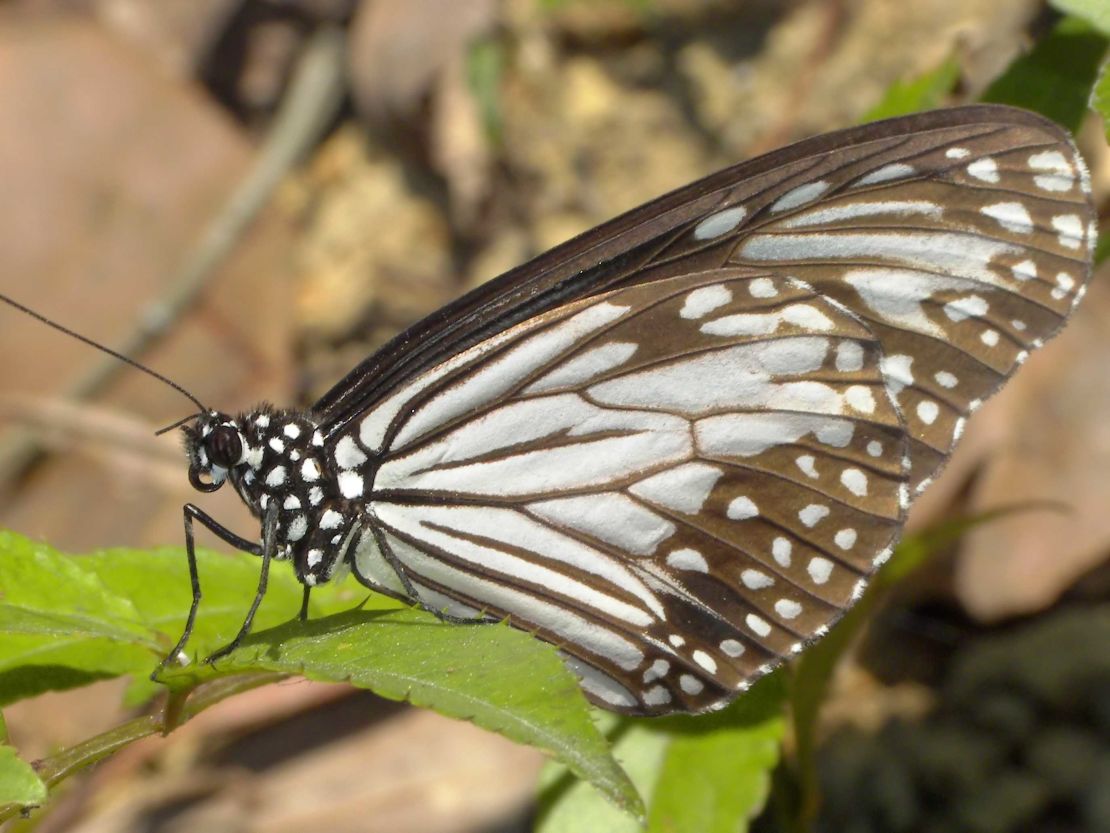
307 549 323 568
284 424 301 439
286 515 308 542
727 496 759 520
335 436 368 469
338 471 364 499
771 180 831 212
981 202 1033 234
799 504 829 527
301 459 321 482
308 486 323 505
693 206 748 240
255 414 271 428
679 285 733 319
320 509 344 530
283 495 301 510
269 438 285 454
265 466 287 487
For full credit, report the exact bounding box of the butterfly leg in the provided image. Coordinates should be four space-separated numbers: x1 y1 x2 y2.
152 504 265 680
204 502 280 665
299 586 311 622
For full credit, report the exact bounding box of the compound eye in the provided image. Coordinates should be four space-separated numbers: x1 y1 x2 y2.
206 425 243 469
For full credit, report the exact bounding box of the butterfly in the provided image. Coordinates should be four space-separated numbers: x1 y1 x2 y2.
7 103 1092 716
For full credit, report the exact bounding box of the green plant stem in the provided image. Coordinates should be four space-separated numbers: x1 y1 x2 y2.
0 671 287 824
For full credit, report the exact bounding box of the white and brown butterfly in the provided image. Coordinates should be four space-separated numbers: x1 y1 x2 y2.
30 104 1094 716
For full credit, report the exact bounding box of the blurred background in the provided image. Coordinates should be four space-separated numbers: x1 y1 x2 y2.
0 0 1108 831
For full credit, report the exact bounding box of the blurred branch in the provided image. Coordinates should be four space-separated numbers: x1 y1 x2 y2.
0 25 347 494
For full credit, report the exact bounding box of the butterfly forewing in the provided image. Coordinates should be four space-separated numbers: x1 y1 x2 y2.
306 105 1094 714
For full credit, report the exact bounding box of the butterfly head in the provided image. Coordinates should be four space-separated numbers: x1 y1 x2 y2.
183 411 247 493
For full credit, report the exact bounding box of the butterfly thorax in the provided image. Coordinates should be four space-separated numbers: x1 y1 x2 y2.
182 406 367 586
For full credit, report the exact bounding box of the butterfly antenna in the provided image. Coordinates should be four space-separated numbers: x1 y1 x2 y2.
0 292 208 413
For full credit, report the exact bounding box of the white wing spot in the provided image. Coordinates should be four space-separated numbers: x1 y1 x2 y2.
946 147 970 159
807 557 834 584
880 354 914 396
741 569 775 590
669 634 685 647
834 528 857 550
795 455 819 479
1029 150 1074 192
1052 214 1083 249
966 157 999 183
720 639 745 657
727 496 759 520
854 163 915 186
944 295 989 322
643 659 669 682
693 206 748 240
1011 259 1037 281
679 285 733 319
666 548 709 573
835 341 864 372
746 614 772 637
772 537 793 567
1052 272 1075 300
749 277 778 298
644 686 672 706
816 421 854 448
1012 319 1027 331
799 504 829 527
935 371 958 388
845 385 876 414
981 202 1033 234
692 650 718 674
981 329 1000 347
771 180 830 212
917 400 939 425
775 599 803 620
680 674 705 695
630 463 722 515
339 470 365 499
840 468 868 496
867 440 883 457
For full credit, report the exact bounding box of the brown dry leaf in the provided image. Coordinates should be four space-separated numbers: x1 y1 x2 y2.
0 17 295 553
954 267 1110 621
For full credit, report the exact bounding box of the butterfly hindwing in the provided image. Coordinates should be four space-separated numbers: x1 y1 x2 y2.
348 270 909 712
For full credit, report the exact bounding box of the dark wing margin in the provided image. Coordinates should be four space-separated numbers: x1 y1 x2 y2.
312 105 1081 437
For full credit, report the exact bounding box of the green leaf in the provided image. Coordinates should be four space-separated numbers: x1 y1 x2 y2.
538 674 786 832
468 36 505 145
981 15 1108 133
1092 58 1110 142
0 745 46 808
1050 0 1110 37
864 56 961 121
0 532 158 705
